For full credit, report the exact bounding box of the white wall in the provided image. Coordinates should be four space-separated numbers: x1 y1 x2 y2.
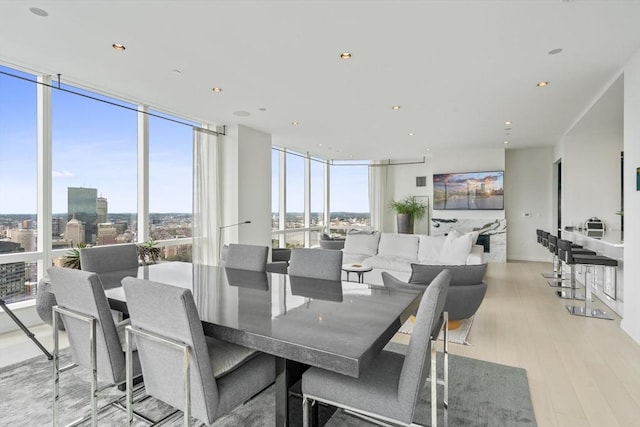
505 147 554 261
382 148 506 235
220 125 272 248
562 76 624 231
621 51 640 344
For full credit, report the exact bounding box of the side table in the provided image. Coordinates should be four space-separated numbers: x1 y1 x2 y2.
341 264 373 284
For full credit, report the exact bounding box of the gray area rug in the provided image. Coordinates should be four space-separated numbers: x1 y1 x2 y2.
0 343 536 426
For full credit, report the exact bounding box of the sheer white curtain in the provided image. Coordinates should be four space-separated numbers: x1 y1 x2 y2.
368 162 388 231
192 126 221 266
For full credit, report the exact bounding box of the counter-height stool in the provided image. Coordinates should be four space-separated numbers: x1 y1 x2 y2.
557 239 617 320
540 231 558 279
548 234 595 291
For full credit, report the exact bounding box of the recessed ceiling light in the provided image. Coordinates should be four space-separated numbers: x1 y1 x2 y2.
391 105 401 110
340 52 352 59
259 107 267 111
503 140 510 144
29 7 48 17
426 148 431 151
233 111 251 117
504 121 512 125
291 121 299 125
212 87 222 93
548 48 563 55
504 127 512 131
171 69 181 75
112 43 126 51
318 143 323 147
536 81 549 87
408 132 414 136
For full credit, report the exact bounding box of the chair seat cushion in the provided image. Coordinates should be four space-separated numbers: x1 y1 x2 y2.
302 350 413 423
205 337 260 379
573 254 618 267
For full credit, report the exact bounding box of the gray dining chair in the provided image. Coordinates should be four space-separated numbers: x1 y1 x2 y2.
301 269 451 427
47 267 149 427
223 243 269 272
79 243 139 272
122 277 275 426
288 248 343 281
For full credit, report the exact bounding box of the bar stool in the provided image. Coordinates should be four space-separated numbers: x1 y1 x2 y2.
548 234 595 290
557 239 617 320
540 231 557 279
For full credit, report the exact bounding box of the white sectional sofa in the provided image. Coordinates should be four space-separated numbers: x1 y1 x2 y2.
341 231 484 285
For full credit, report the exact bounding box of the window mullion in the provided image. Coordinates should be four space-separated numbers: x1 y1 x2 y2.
37 75 52 279
137 105 149 243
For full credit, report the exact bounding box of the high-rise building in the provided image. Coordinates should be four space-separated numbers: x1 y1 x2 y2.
52 217 67 237
97 196 108 224
9 229 36 252
68 187 97 244
64 216 85 246
0 241 26 298
97 223 117 245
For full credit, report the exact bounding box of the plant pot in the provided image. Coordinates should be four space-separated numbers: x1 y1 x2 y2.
397 213 414 234
35 279 65 330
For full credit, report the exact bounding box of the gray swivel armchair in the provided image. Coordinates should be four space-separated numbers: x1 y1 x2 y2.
288 248 343 281
122 277 275 426
383 263 487 322
47 267 147 427
301 270 451 427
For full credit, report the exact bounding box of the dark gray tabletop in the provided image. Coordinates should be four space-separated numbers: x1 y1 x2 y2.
103 262 421 378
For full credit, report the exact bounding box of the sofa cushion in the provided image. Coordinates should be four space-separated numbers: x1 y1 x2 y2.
377 233 420 259
342 252 369 265
343 231 380 256
417 235 446 264
363 255 415 272
438 230 473 264
409 263 487 286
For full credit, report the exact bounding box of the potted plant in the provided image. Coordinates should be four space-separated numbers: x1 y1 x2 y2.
390 195 428 234
137 239 161 265
62 242 87 269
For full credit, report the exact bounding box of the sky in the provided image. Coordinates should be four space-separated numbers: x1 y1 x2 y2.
1 65 369 215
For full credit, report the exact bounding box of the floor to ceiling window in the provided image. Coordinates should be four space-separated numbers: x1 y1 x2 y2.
149 110 195 262
0 66 38 302
52 84 138 250
271 148 370 247
330 161 371 236
0 64 199 304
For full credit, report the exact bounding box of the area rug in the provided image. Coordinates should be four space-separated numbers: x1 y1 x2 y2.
399 315 474 345
0 344 536 426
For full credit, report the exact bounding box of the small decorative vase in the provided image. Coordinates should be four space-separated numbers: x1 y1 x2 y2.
397 214 414 234
35 279 64 330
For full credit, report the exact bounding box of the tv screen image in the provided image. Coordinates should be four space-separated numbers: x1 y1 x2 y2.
433 171 504 210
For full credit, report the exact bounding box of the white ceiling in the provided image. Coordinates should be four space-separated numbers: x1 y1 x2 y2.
1 0 639 160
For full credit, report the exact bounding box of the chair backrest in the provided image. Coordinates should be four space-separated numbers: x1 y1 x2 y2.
122 277 219 424
557 239 575 264
224 244 268 272
548 234 558 255
397 269 451 420
288 248 343 281
47 267 125 384
80 243 139 273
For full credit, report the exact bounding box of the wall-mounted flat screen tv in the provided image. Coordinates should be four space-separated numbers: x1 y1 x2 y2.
433 171 504 210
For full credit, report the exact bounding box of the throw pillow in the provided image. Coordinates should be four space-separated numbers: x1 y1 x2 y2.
321 233 332 241
437 230 473 264
409 263 487 286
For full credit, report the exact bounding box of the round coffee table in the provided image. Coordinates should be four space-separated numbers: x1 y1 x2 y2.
342 264 373 283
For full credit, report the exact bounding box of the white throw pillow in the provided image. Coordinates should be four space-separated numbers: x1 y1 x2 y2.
438 230 473 264
343 231 380 256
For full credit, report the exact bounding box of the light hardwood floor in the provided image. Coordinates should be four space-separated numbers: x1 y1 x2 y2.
1 261 638 426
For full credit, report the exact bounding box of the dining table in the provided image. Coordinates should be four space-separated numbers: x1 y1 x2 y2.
101 261 423 427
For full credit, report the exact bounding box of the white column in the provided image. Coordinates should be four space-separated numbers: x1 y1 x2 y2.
304 154 311 247
324 161 330 232
279 149 286 248
37 75 52 278
137 105 149 243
